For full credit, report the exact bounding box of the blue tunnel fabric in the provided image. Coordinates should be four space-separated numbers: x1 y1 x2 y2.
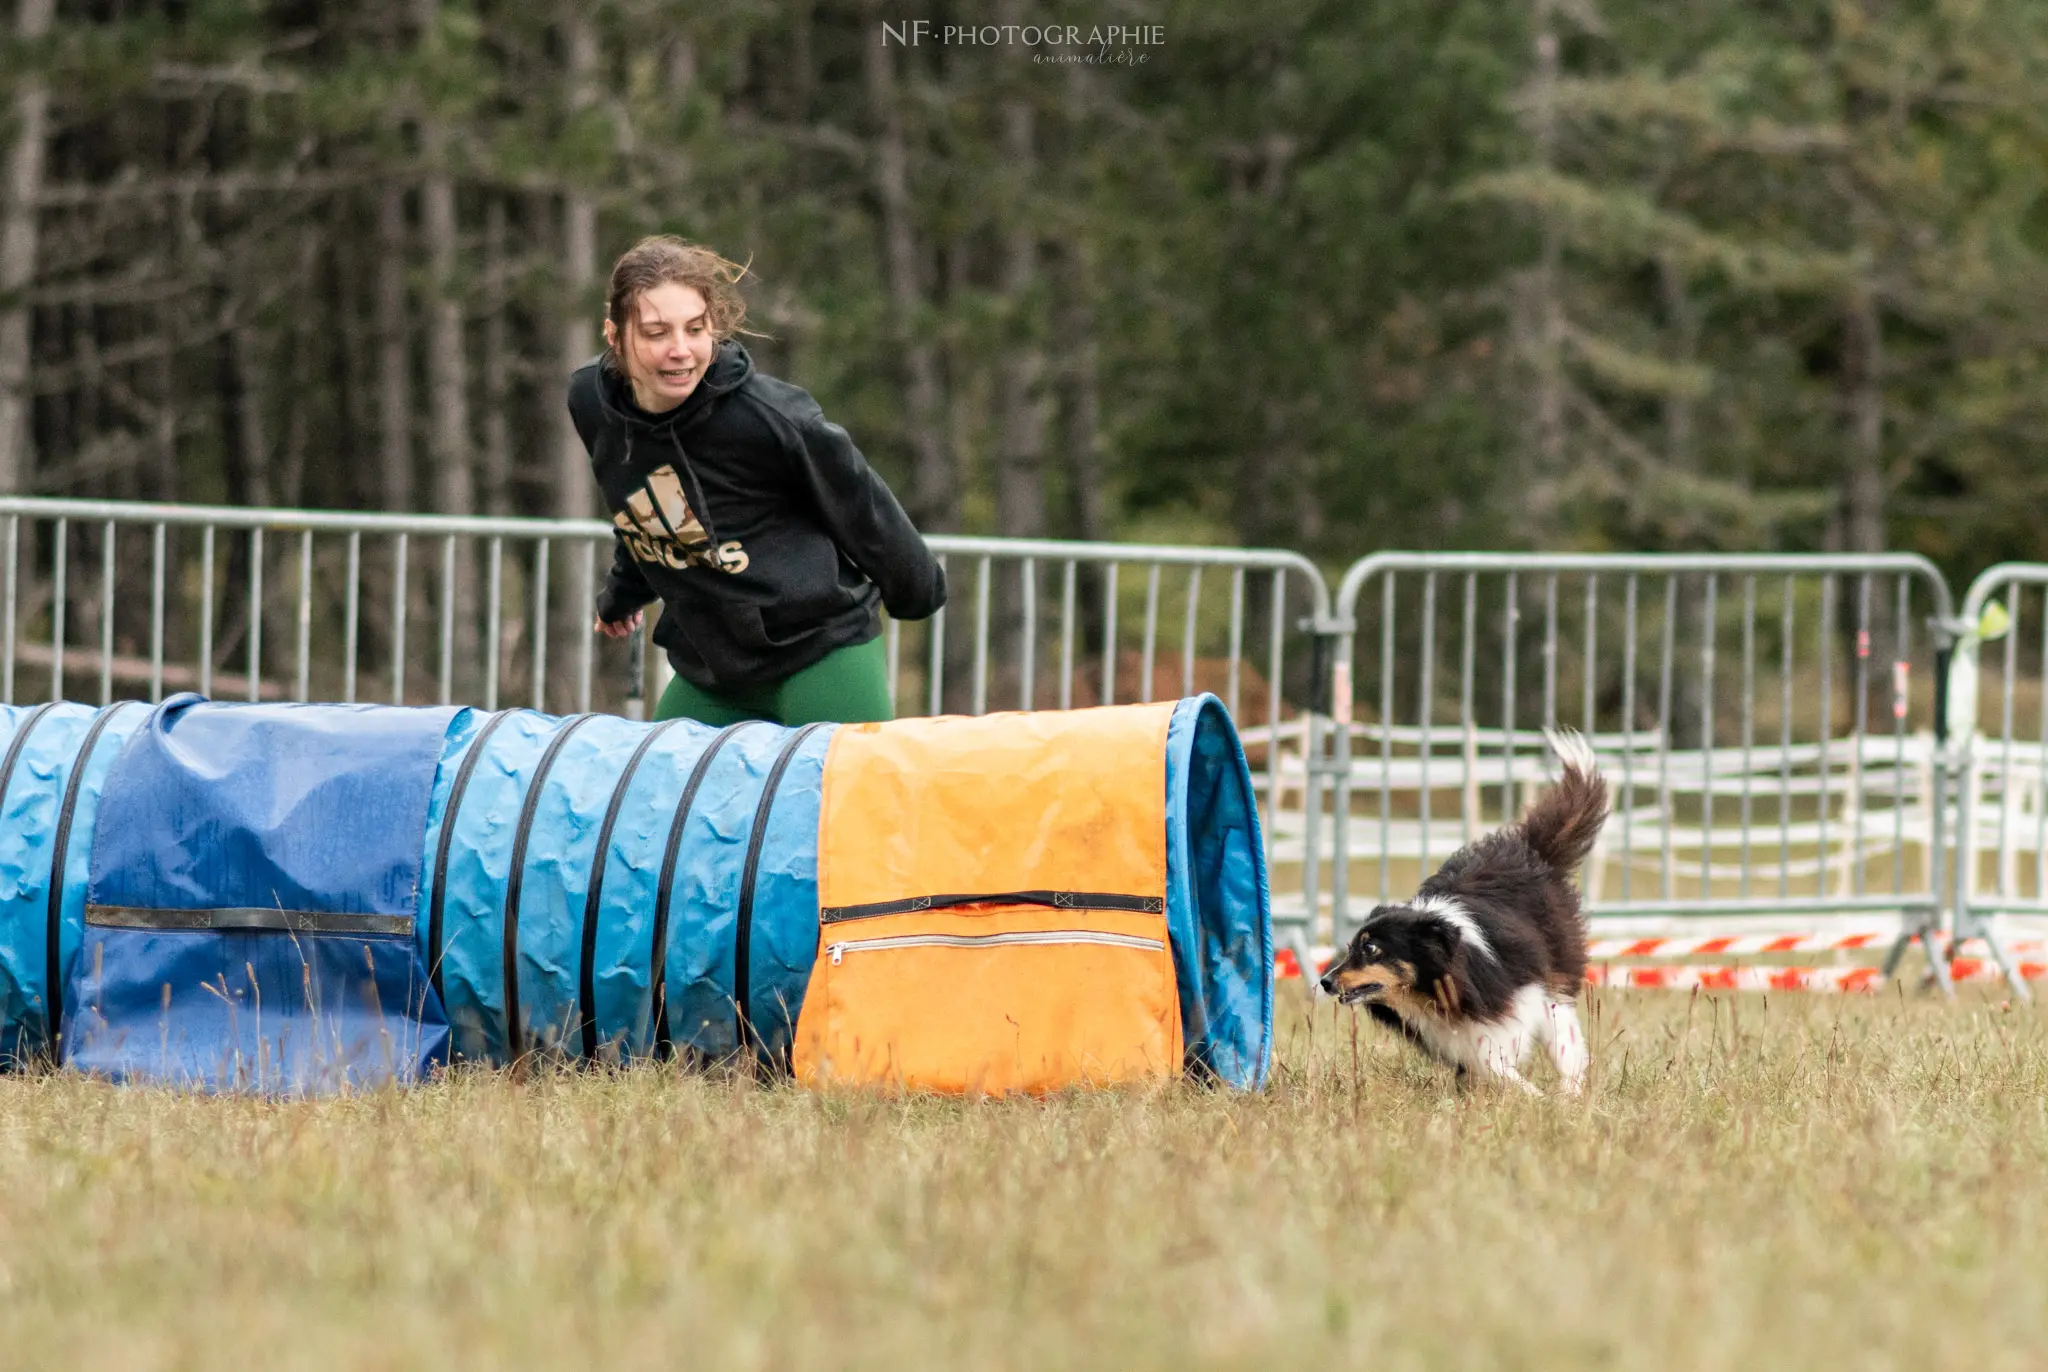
0 701 151 1062
420 712 834 1066
65 696 457 1090
1165 696 1273 1089
0 694 1270 1090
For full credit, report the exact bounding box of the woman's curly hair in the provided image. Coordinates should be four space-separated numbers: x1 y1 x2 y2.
604 236 761 372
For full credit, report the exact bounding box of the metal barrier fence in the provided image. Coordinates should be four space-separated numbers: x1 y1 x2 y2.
0 497 1333 968
1323 552 1968 993
22 495 2048 996
1948 563 2048 992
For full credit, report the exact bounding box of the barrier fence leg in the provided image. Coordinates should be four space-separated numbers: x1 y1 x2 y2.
1920 921 1957 997
1975 921 2032 1001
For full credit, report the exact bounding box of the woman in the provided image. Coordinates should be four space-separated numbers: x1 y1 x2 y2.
573 236 945 725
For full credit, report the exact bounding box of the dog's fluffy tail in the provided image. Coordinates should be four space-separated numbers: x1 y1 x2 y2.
1524 728 1609 875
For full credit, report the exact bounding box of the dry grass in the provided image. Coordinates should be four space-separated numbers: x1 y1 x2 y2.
5 987 2048 1371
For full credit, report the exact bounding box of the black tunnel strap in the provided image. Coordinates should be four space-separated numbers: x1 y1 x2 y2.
46 701 141 1059
650 721 760 1060
734 722 831 1064
578 718 684 1061
501 713 597 1062
87 905 414 937
426 710 512 1001
819 891 1166 924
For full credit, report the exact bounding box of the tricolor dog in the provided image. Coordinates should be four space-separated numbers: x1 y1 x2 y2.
1320 729 1608 1095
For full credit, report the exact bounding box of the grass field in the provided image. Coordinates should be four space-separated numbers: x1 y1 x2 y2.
5 986 2048 1371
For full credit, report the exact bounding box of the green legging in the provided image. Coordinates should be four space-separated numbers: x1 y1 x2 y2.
653 632 893 727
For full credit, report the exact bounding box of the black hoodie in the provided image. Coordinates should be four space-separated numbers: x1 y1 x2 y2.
570 339 946 692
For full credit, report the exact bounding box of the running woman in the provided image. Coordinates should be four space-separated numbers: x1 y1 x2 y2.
574 236 946 725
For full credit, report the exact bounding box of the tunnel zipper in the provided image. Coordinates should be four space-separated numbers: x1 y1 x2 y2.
825 929 1165 966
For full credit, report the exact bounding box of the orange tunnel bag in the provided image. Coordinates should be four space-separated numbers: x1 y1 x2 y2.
795 704 1183 1093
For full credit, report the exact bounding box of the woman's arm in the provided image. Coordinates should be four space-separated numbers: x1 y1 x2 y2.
569 367 658 634
594 531 659 627
790 412 948 620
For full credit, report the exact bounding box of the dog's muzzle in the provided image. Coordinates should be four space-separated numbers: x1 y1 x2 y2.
1318 968 1385 1004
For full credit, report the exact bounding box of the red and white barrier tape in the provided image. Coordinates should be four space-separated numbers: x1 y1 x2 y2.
1584 958 2048 993
1585 932 2048 959
1274 946 2048 992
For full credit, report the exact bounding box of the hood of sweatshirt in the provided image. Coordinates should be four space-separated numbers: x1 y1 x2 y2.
594 337 757 436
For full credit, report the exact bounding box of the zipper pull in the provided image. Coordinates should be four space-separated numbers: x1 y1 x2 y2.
828 943 844 966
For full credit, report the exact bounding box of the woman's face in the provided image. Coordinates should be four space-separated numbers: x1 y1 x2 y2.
606 282 718 411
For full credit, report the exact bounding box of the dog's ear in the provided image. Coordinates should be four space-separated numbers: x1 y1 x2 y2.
1413 916 1461 968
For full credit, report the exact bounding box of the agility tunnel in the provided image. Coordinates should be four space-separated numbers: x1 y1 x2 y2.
0 694 1270 1094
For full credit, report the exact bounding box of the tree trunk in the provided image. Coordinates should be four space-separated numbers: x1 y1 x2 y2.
0 0 57 493
217 292 272 510
1529 0 1565 513
420 124 472 517
481 193 512 515
1658 250 1696 473
554 5 599 522
327 206 367 508
276 228 320 507
375 186 413 511
863 0 955 530
994 87 1046 540
785 0 813 121
1841 285 1884 553
1057 237 1106 545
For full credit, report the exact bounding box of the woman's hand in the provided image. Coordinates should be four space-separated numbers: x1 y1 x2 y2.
594 609 645 639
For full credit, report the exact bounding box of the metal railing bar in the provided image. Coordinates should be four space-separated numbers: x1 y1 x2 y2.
1266 570 1285 872
1460 572 1475 847
1657 575 1675 902
1851 573 1871 897
1817 574 1834 899
1020 557 1037 712
532 539 550 713
98 522 114 706
972 555 991 716
50 518 65 701
1059 560 1076 713
1379 572 1395 906
1140 564 1161 705
1181 565 1201 700
1778 575 1793 899
1418 571 1436 877
295 530 313 704
1102 563 1120 708
1582 575 1597 733
485 537 503 712
1542 572 1558 730
1700 574 1716 900
926 553 947 718
438 535 455 707
150 523 165 702
576 539 595 715
1500 571 1518 826
1892 575 1908 896
198 524 215 699
391 534 408 706
343 531 360 704
246 527 260 704
1740 576 1755 901
1227 567 1244 720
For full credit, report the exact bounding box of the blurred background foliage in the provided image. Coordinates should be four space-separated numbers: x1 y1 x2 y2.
5 0 2048 587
